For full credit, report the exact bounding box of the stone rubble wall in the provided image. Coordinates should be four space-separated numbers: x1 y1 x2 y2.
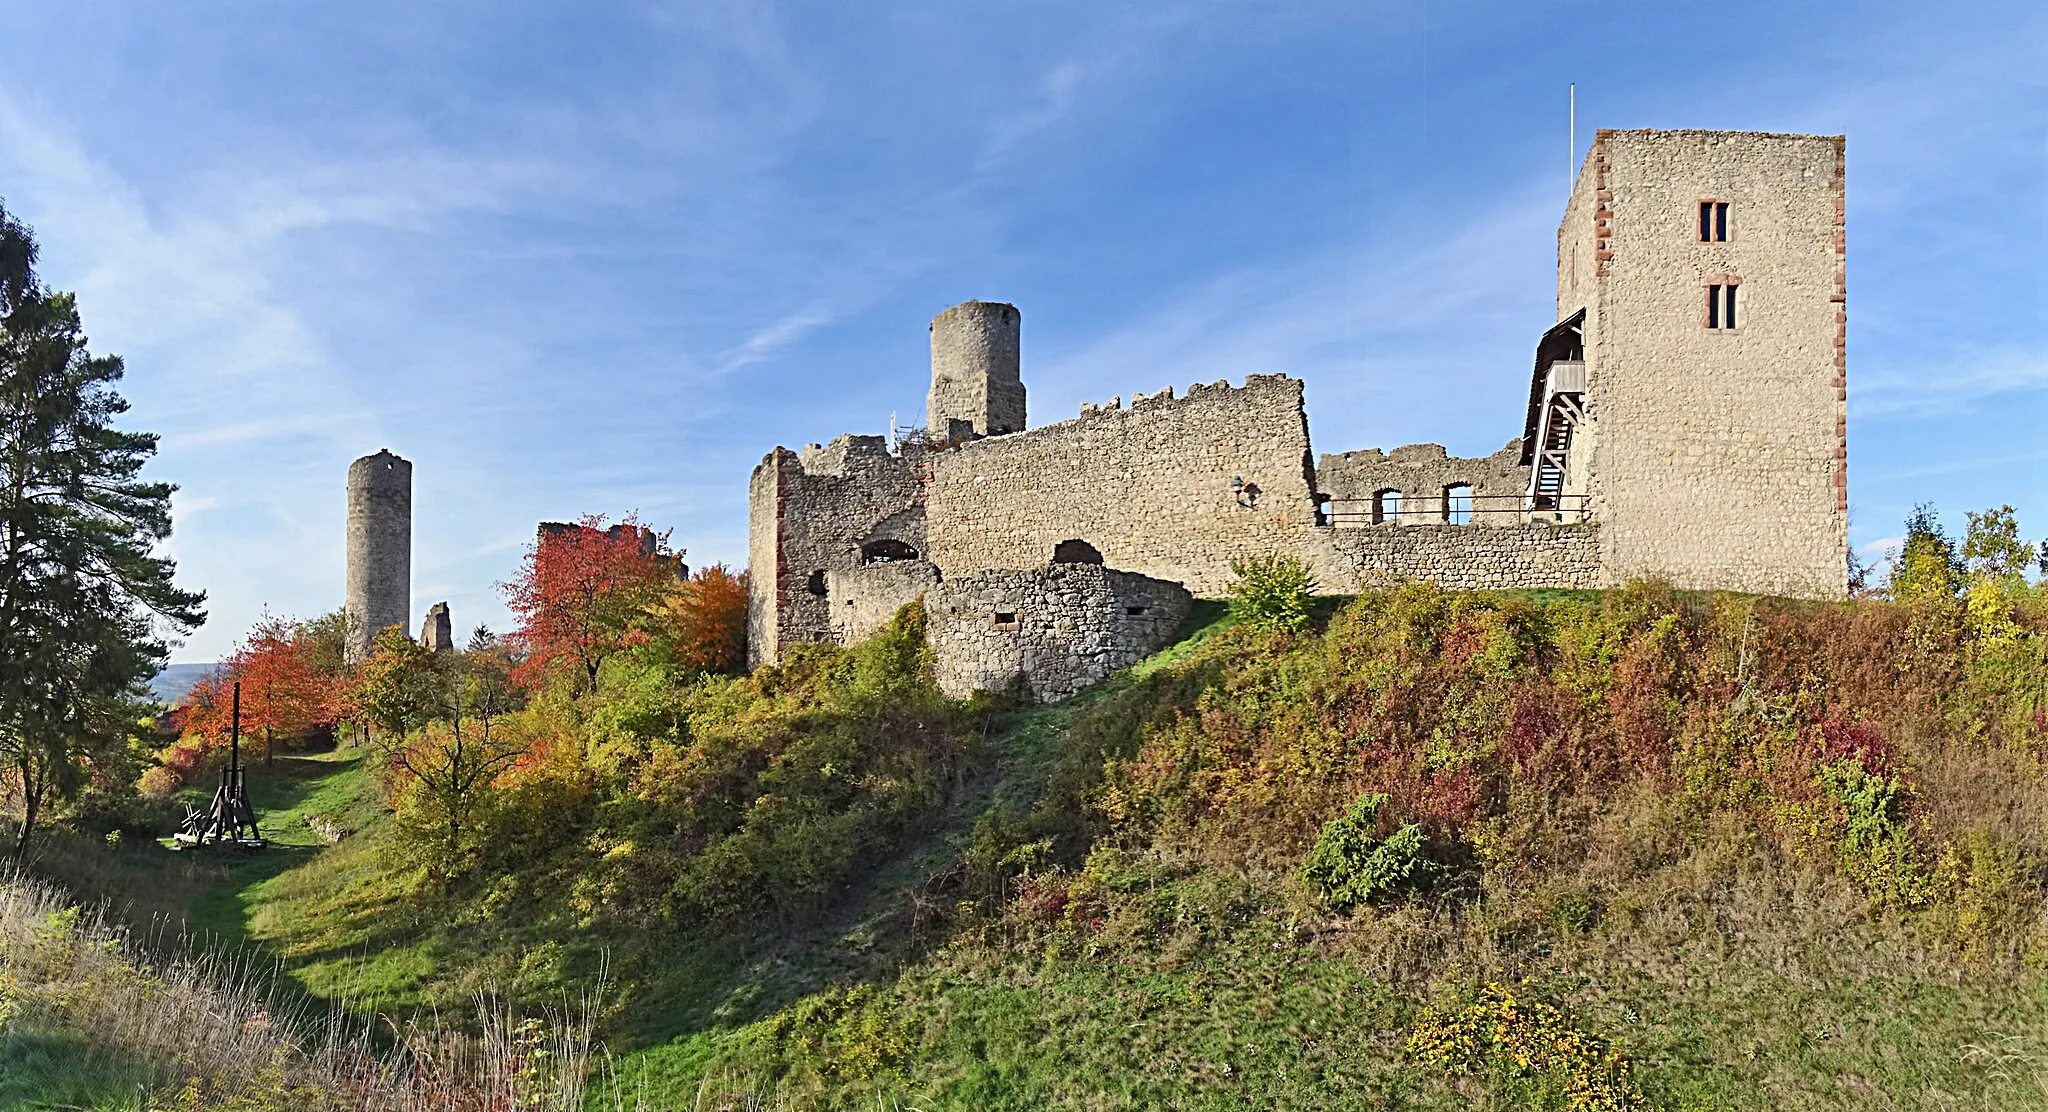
828 559 942 646
927 564 1194 702
1316 440 1531 526
1320 523 1605 591
924 374 1323 598
746 434 926 668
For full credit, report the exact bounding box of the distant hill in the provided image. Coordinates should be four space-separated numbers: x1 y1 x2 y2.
148 662 218 706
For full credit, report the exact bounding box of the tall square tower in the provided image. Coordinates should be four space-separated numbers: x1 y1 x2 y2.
1548 129 1847 598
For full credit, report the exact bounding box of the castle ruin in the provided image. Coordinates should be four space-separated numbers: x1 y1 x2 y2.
345 449 413 663
750 129 1850 698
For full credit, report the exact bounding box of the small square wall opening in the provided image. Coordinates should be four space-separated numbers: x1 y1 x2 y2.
992 611 1018 630
1125 605 1148 616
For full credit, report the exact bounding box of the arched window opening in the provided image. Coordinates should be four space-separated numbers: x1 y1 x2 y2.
1052 539 1104 565
860 538 920 564
1443 483 1473 525
1372 489 1403 525
806 570 828 597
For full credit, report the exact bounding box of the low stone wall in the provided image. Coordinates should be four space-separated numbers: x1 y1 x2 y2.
928 565 1194 702
1320 522 1604 590
828 559 941 645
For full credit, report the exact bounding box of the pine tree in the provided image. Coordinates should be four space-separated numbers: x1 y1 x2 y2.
0 202 203 856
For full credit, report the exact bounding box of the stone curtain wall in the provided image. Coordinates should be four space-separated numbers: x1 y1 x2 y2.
927 565 1194 701
924 374 1322 598
828 559 941 646
345 449 412 663
746 435 925 667
1316 440 1531 526
1322 523 1604 591
1581 130 1847 599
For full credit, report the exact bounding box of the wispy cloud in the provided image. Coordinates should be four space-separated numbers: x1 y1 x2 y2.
1853 348 2048 419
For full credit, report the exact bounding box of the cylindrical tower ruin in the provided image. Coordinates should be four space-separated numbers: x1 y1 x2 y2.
345 449 412 663
927 300 1024 438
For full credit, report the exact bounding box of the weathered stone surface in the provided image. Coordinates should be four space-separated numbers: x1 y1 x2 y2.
925 374 1325 598
1318 440 1531 527
743 128 1852 689
419 602 454 653
828 559 941 645
927 565 1193 702
1558 129 1848 599
345 450 411 663
928 300 1024 437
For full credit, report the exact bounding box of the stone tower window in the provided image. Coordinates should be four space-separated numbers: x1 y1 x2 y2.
1442 483 1473 525
1052 539 1104 564
1698 200 1729 242
806 570 828 597
1372 489 1403 524
1706 282 1739 329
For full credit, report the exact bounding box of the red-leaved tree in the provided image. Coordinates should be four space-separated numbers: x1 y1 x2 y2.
232 612 329 764
500 514 681 691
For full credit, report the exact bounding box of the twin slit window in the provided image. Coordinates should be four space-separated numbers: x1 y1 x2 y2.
1698 201 1729 242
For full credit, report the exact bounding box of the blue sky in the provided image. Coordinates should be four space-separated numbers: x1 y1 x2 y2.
0 1 2040 662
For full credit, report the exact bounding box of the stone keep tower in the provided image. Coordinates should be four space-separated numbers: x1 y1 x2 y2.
1545 129 1848 599
345 449 412 662
926 301 1024 438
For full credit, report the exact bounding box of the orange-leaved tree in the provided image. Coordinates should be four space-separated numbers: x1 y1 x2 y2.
500 513 681 691
650 564 749 675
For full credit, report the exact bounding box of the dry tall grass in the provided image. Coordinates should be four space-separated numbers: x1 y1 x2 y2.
0 868 626 1111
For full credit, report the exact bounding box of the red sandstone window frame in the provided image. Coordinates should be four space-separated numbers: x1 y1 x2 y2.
1697 199 1730 243
1703 275 1741 330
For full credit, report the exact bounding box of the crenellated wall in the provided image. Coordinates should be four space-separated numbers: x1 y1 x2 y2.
924 374 1322 597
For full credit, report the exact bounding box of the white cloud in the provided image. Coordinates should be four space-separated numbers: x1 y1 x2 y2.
1853 348 2048 419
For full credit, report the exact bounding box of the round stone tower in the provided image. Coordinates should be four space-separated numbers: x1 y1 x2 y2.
345 449 412 663
927 300 1024 438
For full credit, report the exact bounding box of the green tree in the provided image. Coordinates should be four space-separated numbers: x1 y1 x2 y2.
0 204 202 857
356 626 523 883
1887 504 1962 603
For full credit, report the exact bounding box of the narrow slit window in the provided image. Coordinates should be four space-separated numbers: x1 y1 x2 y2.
1707 283 1738 329
1698 201 1729 242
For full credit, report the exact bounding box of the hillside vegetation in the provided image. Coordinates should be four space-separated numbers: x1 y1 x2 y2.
8 509 2048 1109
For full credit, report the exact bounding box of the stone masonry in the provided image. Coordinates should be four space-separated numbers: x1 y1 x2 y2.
419 602 454 653
927 564 1193 702
345 449 411 664
746 128 1852 696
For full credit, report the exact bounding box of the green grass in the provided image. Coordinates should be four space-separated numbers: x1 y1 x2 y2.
0 1029 150 1111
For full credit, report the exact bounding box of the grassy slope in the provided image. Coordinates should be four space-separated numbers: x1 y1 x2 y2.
26 594 2048 1110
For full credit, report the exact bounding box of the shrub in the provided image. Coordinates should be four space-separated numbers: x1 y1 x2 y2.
1227 552 1317 633
1817 756 1928 906
1407 978 1649 1112
1298 793 1433 910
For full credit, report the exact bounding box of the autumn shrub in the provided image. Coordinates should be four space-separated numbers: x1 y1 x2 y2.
482 599 974 929
1406 978 1649 1111
1225 552 1317 633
